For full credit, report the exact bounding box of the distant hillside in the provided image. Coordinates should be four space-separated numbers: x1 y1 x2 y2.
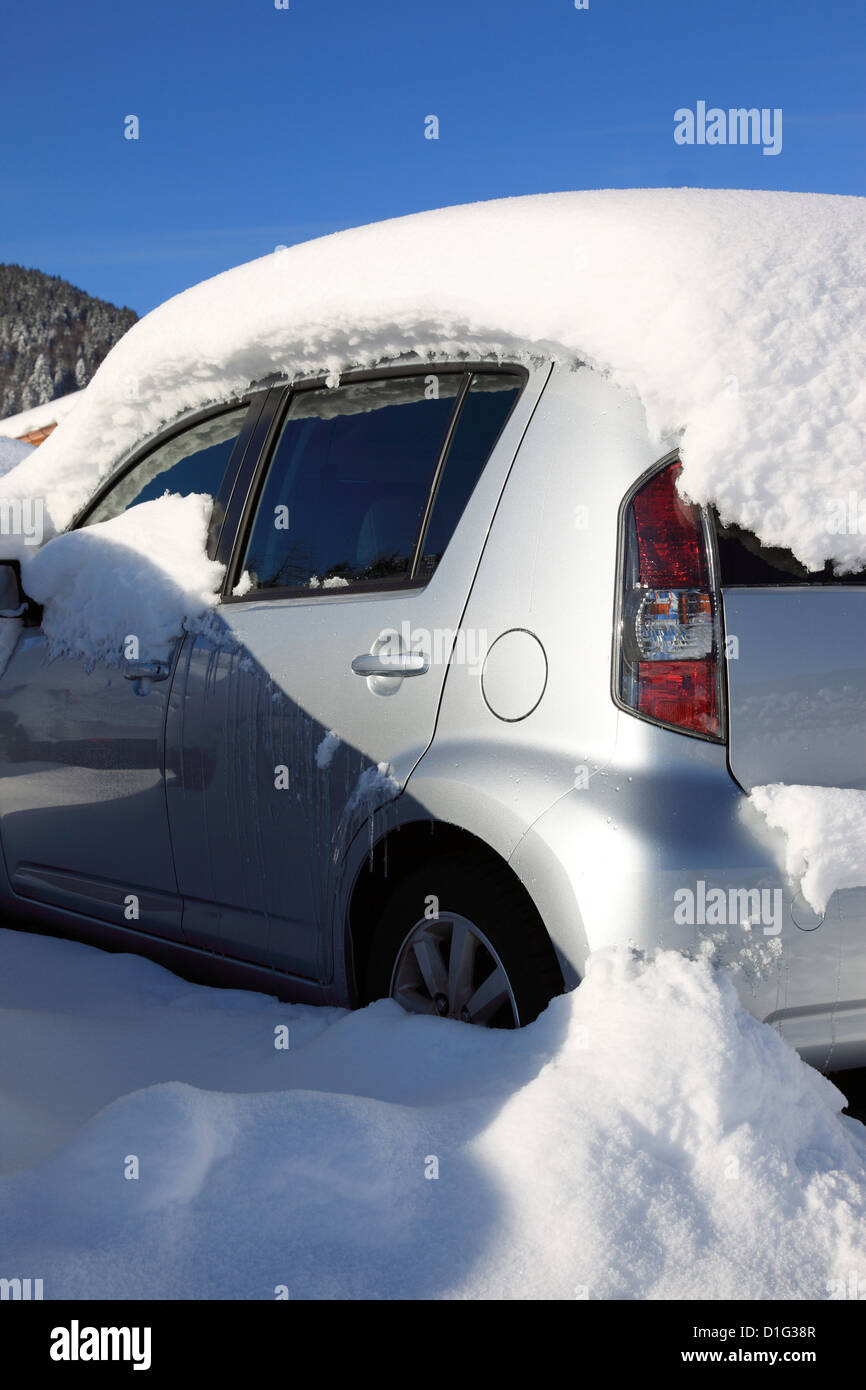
0 265 137 418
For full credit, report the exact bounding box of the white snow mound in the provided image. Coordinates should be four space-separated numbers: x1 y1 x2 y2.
23 492 224 665
749 783 866 914
0 190 864 571
0 930 864 1299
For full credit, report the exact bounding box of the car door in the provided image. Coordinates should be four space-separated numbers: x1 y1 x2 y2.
0 401 257 940
165 364 550 980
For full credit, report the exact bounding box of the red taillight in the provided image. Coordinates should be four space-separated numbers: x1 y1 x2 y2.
617 461 722 740
632 466 709 588
637 658 717 735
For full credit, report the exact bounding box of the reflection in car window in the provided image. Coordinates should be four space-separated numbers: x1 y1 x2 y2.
418 372 522 578
84 407 248 526
241 376 460 592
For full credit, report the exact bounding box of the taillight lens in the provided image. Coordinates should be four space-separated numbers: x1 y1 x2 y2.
617 461 722 739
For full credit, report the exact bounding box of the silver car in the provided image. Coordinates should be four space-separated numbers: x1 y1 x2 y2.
0 358 863 1069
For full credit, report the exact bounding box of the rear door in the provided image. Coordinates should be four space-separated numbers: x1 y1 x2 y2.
716 514 866 1053
165 365 549 980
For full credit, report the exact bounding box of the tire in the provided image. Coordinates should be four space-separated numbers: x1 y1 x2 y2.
362 854 563 1027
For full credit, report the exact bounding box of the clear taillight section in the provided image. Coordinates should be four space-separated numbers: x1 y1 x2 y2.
617 460 722 739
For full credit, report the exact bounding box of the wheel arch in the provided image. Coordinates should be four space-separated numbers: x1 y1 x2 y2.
344 816 566 1006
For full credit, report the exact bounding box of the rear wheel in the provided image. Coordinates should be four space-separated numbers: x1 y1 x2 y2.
363 856 563 1027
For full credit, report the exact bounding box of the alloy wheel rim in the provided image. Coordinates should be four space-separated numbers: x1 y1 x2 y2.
389 912 520 1027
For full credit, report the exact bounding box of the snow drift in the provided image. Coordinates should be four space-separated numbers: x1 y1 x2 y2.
0 929 864 1300
0 189 864 574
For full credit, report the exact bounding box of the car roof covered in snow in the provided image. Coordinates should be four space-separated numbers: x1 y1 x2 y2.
2 188 865 570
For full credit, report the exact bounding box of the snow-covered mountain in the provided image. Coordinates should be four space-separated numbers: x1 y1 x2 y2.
0 264 136 418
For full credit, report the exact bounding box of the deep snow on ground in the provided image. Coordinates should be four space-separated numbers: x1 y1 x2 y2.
1 928 864 1300
1 190 864 574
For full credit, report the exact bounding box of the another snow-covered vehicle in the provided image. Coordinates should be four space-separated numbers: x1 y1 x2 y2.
0 190 863 1068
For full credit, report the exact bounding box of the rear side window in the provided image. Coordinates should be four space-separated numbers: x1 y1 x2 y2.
85 407 249 526
711 509 866 586
240 376 460 592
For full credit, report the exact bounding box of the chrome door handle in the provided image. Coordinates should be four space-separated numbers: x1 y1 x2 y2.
351 653 429 677
123 661 171 682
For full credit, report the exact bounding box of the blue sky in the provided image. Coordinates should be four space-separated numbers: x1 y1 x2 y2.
2 0 864 316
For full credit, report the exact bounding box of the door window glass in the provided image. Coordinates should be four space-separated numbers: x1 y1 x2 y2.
240 376 459 592
85 406 249 525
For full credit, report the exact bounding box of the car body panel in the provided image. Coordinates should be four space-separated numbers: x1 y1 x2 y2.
724 589 866 791
0 629 183 940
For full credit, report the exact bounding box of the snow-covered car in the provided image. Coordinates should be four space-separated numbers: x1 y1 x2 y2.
0 190 863 1070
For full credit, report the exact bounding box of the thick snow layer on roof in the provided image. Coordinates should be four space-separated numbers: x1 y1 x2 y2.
1 189 864 571
1 933 864 1298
